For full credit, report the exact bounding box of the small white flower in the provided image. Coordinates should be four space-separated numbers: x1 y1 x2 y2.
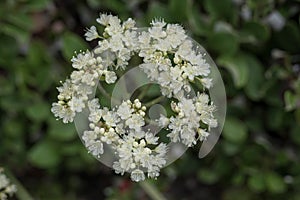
123 18 136 29
57 79 73 100
166 24 186 48
138 31 151 47
176 40 193 59
68 97 85 112
157 71 172 86
96 13 111 26
95 40 110 54
151 18 166 28
158 114 170 127
0 174 9 189
125 113 145 131
105 71 117 84
148 26 167 39
81 71 97 86
200 78 213 89
70 70 84 84
109 33 124 52
130 169 145 182
88 140 103 157
82 130 97 146
51 103 75 123
77 84 93 97
198 129 210 141
89 109 102 123
145 132 159 144
103 110 119 127
85 26 99 41
71 51 94 70
0 168 17 198
155 38 171 52
117 101 133 120
177 98 195 117
122 30 138 50
180 125 196 147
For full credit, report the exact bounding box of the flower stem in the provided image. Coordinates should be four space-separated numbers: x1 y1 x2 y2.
139 180 167 200
97 83 120 105
3 167 34 200
137 84 152 100
144 96 165 107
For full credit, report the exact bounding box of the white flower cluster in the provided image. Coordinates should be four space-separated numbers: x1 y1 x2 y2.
51 14 218 181
138 19 212 98
0 168 17 200
82 99 167 181
159 93 217 147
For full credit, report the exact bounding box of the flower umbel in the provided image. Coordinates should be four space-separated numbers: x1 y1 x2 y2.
51 14 218 182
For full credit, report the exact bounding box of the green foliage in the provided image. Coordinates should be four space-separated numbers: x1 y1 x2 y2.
223 117 248 144
0 0 299 199
28 139 62 168
62 31 89 60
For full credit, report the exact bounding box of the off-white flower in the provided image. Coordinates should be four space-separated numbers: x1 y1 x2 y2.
105 71 117 84
71 51 94 70
198 128 210 141
51 102 75 123
109 33 124 52
0 168 17 199
123 18 136 29
125 113 145 131
96 13 111 26
85 26 99 41
117 101 133 120
200 78 213 89
88 141 103 157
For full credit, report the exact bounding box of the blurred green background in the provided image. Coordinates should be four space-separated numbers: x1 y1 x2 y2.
0 0 300 199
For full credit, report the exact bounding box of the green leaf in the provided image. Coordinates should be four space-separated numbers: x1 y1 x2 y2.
0 34 18 63
61 142 81 156
28 140 61 168
204 0 237 23
186 0 209 36
27 41 50 70
240 21 270 43
102 0 127 15
290 124 300 145
207 32 239 55
273 22 300 53
295 108 300 125
25 101 50 122
223 188 253 200
265 172 287 194
284 91 297 111
48 118 76 141
6 13 33 31
248 173 266 192
222 141 241 155
244 55 265 100
0 23 30 43
223 117 248 143
3 119 24 137
146 2 171 23
169 0 187 21
232 173 245 186
62 31 89 61
197 168 219 184
24 0 50 11
218 54 249 88
266 107 284 130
